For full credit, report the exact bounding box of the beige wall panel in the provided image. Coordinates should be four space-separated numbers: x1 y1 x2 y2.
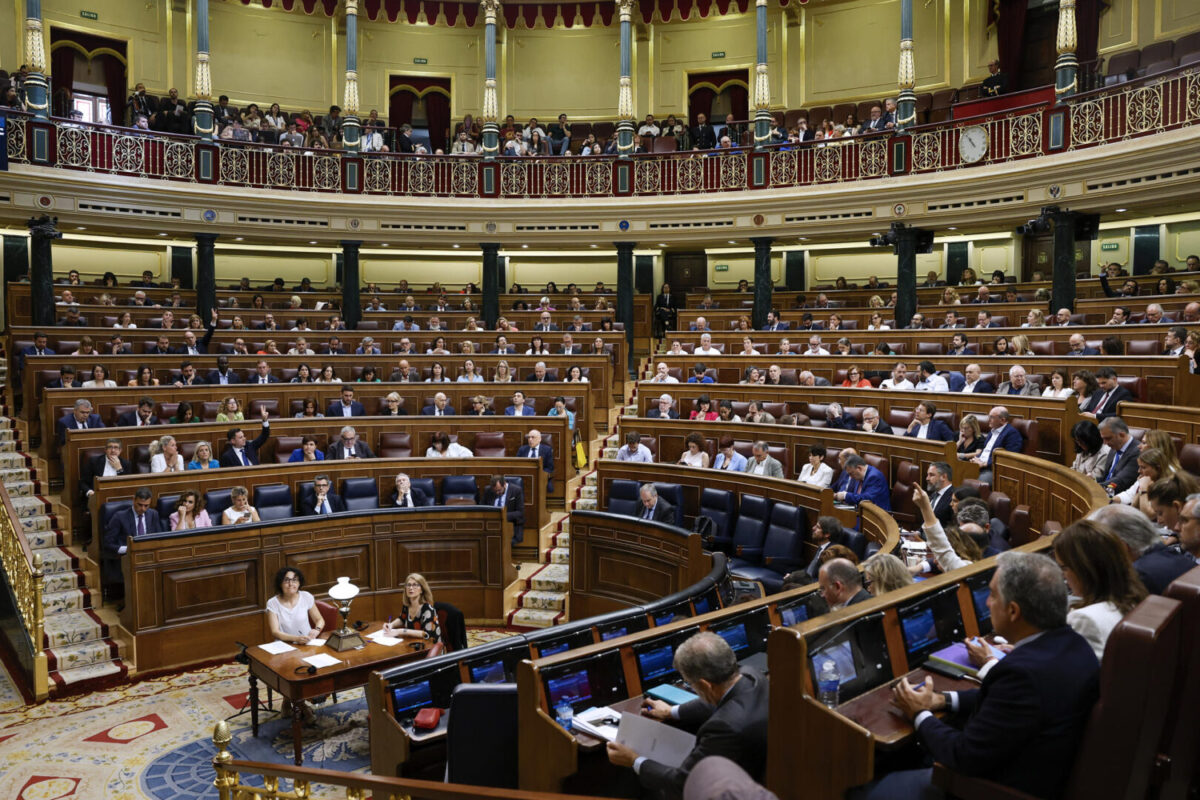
208 3 332 110
1092 231 1130 268
215 251 334 286
361 257 480 289
961 0 996 86
705 254 782 288
974 244 1013 275
654 15 759 115
804 0 945 102
2 2 19 70
1156 0 1200 39
43 0 169 94
506 29 620 119
55 240 168 282
359 22 482 119
809 249 941 285
510 260 616 288
1167 221 1200 265
1098 0 1136 54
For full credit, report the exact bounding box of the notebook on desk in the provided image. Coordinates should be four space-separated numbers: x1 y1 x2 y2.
646 684 700 706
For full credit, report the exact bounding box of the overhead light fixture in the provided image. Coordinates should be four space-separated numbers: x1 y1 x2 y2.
728 240 737 245
657 243 667 247
521 244 529 249
381 243 389 247
946 226 958 231
157 232 168 237
308 240 318 245
234 236 244 241
797 237 808 241
590 244 597 248
75 226 87 231
1115 207 1127 212
451 244 459 248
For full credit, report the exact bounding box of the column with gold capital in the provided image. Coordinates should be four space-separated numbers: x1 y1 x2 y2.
342 0 362 151
615 0 635 157
1054 0 1078 101
192 0 215 140
480 0 501 158
752 0 771 149
894 0 917 131
22 0 49 120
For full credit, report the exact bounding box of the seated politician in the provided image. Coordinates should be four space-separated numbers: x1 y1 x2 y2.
390 472 432 508
851 551 1100 800
606 631 768 797
833 455 891 510
304 474 346 515
380 572 443 644
482 474 526 545
633 483 674 522
288 435 326 462
102 487 163 603
326 426 376 460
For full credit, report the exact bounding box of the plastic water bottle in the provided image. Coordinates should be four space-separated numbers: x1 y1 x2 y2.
555 700 574 732
817 660 840 708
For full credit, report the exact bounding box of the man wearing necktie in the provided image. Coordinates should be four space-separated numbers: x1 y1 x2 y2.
483 475 525 545
19 332 55 372
421 392 456 416
219 408 271 467
252 360 279 385
57 399 105 446
1082 366 1133 423
635 483 675 523
517 429 555 493
391 473 430 508
306 475 346 516
102 487 163 606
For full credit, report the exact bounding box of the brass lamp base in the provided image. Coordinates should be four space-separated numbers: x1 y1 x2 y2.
326 628 365 652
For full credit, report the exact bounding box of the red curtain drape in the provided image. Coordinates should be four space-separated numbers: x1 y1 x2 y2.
996 0 1027 91
727 84 748 121
50 46 75 118
689 88 716 124
389 91 414 129
1075 0 1101 68
98 54 127 126
423 91 450 152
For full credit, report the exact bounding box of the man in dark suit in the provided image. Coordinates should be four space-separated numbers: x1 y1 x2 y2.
482 474 526 545
861 551 1099 800
654 284 681 336
761 309 789 332
326 336 347 355
18 332 54 372
206 356 241 385
1090 504 1195 594
646 393 679 419
925 462 956 527
173 319 216 356
102 487 163 603
525 363 552 382
946 332 976 356
859 407 894 435
1053 308 1079 327
131 270 160 288
980 58 1008 96
975 310 1000 328
1083 367 1133 422
633 483 674 523
390 473 433 508
517 429 555 493
326 386 366 418
835 455 891 511
506 390 537 416
904 401 956 442
325 425 376 460
81 439 133 500
248 360 280 385
304 474 347 515
1096 417 1140 493
533 311 559 332
963 406 1025 482
824 403 857 430
57 399 105 446
219 411 271 467
421 392 456 416
45 365 80 390
818 558 872 608
961 363 996 394
115 397 159 428
1066 333 1101 356
692 112 717 149
606 632 768 795
785 516 844 585
388 361 418 382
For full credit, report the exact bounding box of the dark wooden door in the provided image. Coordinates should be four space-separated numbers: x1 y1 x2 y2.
665 252 707 291
1016 6 1057 92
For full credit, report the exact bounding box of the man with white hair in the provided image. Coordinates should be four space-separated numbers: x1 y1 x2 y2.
1088 503 1195 594
650 362 679 383
1141 303 1165 324
647 394 679 419
690 316 711 332
694 333 720 356
804 335 830 356
996 365 1038 396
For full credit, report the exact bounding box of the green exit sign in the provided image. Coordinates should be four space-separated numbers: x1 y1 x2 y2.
1100 242 1120 251
413 57 428 65
711 51 726 59
80 10 98 19
714 264 729 272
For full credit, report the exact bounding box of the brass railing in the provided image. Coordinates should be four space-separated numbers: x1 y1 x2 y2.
211 721 608 800
0 480 48 700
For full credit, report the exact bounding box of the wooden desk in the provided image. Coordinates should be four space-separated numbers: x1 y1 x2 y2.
247 624 430 765
836 667 978 750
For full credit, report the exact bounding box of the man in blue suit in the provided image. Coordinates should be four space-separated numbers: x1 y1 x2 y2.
482 475 526 545
102 487 164 605
326 386 366 418
1066 333 1101 356
303 474 347 516
855 551 1099 800
421 392 456 416
517 428 555 493
834 455 891 511
963 406 1024 483
505 390 537 416
18 331 55 372
904 400 956 442
57 399 105 446
831 448 860 495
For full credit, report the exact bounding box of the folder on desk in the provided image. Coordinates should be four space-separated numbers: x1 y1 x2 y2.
926 640 1003 678
573 707 622 742
617 712 696 769
645 684 700 706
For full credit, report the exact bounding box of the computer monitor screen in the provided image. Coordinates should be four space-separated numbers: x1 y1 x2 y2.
534 627 594 658
897 586 967 669
540 641 571 657
693 587 722 615
966 570 995 636
427 662 463 708
600 626 627 641
391 680 433 719
652 599 692 627
595 612 648 643
711 607 771 658
469 660 507 684
777 590 829 628
540 649 628 713
804 612 892 702
714 622 749 653
636 644 676 683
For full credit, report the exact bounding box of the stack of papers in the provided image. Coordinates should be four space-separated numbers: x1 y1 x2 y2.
302 653 343 669
364 630 403 647
572 707 622 742
259 641 296 655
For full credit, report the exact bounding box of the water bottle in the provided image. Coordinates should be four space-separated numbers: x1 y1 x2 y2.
555 700 574 732
817 659 840 708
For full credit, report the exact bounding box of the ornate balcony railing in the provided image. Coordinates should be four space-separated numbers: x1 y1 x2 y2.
5 68 1198 200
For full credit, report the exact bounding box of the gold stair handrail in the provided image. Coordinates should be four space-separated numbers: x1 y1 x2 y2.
0 478 48 699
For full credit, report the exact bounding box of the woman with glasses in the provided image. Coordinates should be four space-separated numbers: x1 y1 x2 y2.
381 573 443 644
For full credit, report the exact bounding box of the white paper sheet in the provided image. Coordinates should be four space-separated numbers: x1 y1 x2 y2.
302 653 343 669
259 640 296 655
306 638 327 647
616 712 696 769
573 706 621 742
370 635 403 647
